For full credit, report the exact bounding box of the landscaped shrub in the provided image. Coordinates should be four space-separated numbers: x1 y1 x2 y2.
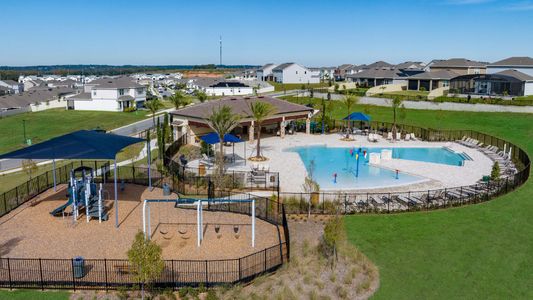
178 144 202 161
491 162 500 180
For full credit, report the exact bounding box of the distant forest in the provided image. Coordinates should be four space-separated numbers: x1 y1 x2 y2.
0 64 259 80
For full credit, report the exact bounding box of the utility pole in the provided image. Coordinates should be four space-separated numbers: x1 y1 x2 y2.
219 35 222 67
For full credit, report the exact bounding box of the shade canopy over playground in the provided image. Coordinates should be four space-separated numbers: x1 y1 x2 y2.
342 112 371 122
200 132 242 144
0 130 144 160
0 130 149 228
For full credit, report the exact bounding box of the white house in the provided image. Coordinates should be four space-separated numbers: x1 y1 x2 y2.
191 78 274 96
272 63 320 84
69 77 146 112
0 80 24 94
487 57 533 77
256 63 278 81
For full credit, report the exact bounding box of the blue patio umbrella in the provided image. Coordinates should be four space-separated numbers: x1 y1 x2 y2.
342 112 371 122
200 132 245 163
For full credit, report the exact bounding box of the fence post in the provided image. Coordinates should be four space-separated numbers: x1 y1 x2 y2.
238 258 242 281
104 258 108 292
71 258 76 291
264 248 267 272
204 260 208 287
39 258 44 291
7 258 12 290
171 260 175 290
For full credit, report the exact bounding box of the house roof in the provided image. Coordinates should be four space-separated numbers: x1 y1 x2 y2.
118 95 135 101
170 96 313 121
430 58 486 68
495 69 533 81
0 87 78 109
489 56 533 67
88 77 143 89
272 63 296 71
407 69 460 80
337 64 353 70
261 63 276 69
70 92 92 101
364 61 393 69
347 67 406 80
395 61 425 70
1 80 19 85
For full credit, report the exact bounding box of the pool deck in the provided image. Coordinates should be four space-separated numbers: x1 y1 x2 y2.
189 132 494 193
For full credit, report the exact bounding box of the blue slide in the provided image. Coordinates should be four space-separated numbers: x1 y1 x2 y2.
50 195 74 216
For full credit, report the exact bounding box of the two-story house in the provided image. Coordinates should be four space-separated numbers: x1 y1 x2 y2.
69 77 146 111
272 63 320 84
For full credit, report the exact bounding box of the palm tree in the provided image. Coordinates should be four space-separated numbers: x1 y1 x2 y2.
250 101 277 159
341 94 359 139
145 98 162 128
391 96 403 140
207 105 242 178
169 91 189 110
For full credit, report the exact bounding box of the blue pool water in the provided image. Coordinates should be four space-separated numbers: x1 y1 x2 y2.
287 145 465 190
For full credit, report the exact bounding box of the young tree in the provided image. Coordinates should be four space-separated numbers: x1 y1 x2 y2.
169 91 189 109
321 216 345 266
341 94 359 139
491 162 500 180
21 159 38 179
145 98 162 128
250 101 277 159
390 96 403 140
127 232 164 299
206 105 242 181
195 90 208 103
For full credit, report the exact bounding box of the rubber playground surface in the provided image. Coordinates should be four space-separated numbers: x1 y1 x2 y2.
0 184 281 260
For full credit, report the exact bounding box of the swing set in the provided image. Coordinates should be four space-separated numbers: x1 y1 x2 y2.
142 197 256 247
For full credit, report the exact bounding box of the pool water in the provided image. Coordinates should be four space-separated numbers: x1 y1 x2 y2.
287 145 465 190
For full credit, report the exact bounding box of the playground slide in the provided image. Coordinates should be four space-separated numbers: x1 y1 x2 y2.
50 197 73 216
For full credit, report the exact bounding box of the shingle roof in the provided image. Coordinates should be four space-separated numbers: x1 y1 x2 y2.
364 61 393 69
395 61 424 70
0 87 78 109
430 58 486 68
407 69 460 80
1 80 19 85
337 64 353 70
489 56 533 67
495 69 533 81
272 63 296 71
89 77 143 89
347 67 406 79
170 96 313 120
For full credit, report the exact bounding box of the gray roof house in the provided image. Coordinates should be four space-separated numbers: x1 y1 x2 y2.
487 56 533 77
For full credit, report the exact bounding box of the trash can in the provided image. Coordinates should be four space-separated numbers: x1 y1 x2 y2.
73 256 85 278
163 183 171 196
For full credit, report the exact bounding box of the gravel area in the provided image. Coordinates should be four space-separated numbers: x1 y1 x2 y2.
0 184 281 260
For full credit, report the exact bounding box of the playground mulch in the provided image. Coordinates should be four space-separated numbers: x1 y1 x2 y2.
0 184 281 260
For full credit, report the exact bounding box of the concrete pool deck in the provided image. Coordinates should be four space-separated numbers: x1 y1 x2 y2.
188 133 494 193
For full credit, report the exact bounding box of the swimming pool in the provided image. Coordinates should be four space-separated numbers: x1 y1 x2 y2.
287 145 465 190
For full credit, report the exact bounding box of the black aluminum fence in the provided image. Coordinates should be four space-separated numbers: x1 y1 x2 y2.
0 162 289 290
281 125 531 215
0 242 287 291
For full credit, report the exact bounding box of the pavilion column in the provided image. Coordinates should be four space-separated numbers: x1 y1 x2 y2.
248 121 255 143
280 117 286 138
186 125 194 145
429 80 433 91
417 80 420 91
305 117 311 135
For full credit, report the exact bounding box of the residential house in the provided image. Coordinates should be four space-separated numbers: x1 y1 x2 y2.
487 56 533 77
407 69 458 91
256 64 278 81
427 58 487 75
346 67 408 87
450 69 533 97
363 61 393 70
309 67 336 81
0 87 78 114
187 77 274 96
334 64 354 81
0 80 24 94
272 63 320 84
69 77 146 111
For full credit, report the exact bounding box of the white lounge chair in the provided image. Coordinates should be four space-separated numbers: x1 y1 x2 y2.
411 133 418 141
405 133 411 141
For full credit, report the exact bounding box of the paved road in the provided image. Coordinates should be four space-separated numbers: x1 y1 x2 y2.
0 114 166 172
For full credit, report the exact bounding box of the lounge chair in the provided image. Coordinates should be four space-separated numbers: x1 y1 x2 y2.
410 133 418 141
387 132 393 141
404 133 411 141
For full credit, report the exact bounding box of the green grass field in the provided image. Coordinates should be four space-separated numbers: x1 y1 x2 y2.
0 109 148 155
0 290 69 300
267 81 329 92
284 96 533 299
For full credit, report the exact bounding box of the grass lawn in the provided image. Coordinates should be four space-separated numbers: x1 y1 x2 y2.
284 96 533 299
267 81 329 92
384 90 429 97
0 108 148 155
0 290 69 300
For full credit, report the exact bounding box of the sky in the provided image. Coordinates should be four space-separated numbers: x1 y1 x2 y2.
1 0 533 66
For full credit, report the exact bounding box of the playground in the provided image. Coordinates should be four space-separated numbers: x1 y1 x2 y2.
0 183 282 260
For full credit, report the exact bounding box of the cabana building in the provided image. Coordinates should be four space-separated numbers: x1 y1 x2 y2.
170 96 316 146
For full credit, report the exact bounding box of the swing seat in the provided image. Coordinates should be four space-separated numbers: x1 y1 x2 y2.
178 226 188 235
163 232 174 240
